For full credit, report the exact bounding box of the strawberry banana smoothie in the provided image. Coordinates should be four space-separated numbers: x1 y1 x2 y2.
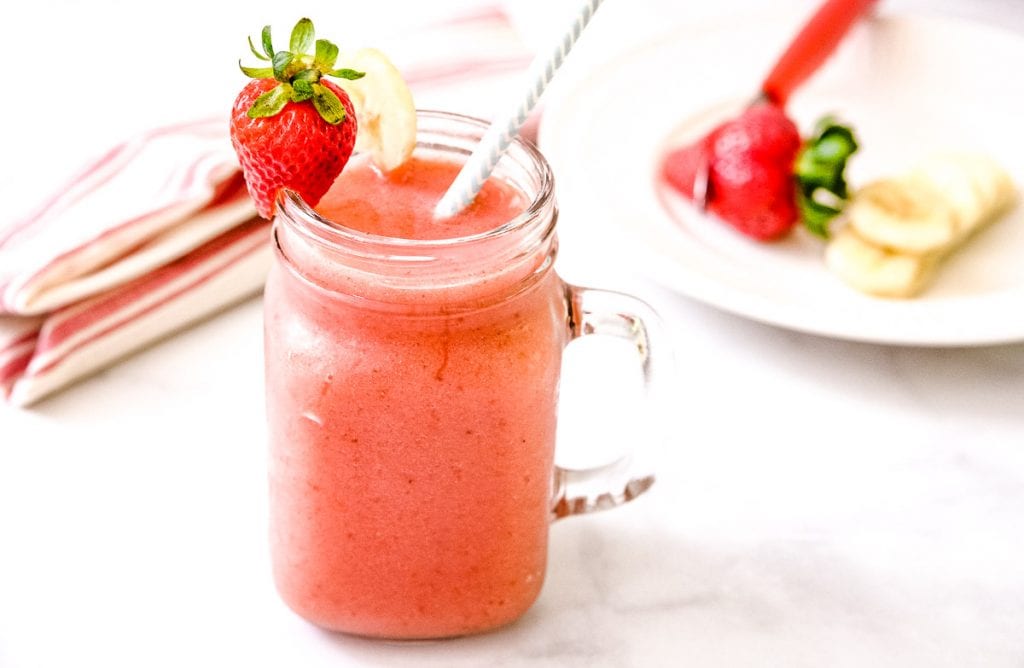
234 21 662 641
264 115 568 638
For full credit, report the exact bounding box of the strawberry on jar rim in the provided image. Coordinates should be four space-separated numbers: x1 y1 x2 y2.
230 18 364 219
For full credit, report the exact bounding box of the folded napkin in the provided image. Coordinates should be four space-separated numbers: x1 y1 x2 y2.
0 122 265 407
0 6 533 407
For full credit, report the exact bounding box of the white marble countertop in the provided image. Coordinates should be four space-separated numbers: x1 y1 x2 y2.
2 1 1024 666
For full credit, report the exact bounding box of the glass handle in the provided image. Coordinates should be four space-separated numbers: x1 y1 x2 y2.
551 284 670 520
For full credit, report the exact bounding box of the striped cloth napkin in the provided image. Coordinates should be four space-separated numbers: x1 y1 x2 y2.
0 6 533 407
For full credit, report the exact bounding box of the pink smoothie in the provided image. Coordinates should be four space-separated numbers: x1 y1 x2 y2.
264 154 567 638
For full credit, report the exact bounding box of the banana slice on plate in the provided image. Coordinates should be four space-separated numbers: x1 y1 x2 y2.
907 155 989 233
826 153 1017 298
336 48 417 171
825 225 939 298
907 153 1016 235
961 153 1016 216
845 178 958 254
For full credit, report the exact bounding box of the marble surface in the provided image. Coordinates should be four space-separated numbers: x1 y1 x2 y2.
2 1 1024 666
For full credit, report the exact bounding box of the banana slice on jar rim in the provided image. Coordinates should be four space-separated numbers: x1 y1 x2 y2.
845 177 959 254
336 48 417 172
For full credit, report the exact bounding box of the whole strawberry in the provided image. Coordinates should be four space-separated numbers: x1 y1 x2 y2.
665 103 800 240
663 103 858 240
230 18 365 219
707 103 800 240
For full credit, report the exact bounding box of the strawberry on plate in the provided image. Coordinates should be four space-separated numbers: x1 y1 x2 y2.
230 18 365 219
663 102 858 240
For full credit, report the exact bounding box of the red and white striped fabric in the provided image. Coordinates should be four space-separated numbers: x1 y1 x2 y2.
0 123 264 407
0 7 534 407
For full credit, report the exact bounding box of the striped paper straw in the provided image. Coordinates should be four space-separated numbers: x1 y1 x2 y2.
434 0 606 219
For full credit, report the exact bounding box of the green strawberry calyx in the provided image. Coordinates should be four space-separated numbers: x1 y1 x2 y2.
239 18 364 125
794 117 859 238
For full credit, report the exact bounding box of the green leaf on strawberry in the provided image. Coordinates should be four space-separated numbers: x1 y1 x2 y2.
238 62 273 79
271 51 294 80
247 36 270 62
315 39 339 71
292 78 315 102
248 84 291 118
795 117 859 238
261 25 274 60
329 68 366 80
311 83 346 124
289 18 315 54
238 18 366 125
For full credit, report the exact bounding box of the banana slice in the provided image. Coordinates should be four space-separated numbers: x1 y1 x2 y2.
908 154 1015 231
907 155 989 233
958 153 1016 216
335 48 416 171
825 225 938 298
846 178 958 254
826 154 1016 298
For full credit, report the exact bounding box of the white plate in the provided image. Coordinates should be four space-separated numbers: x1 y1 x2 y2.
540 13 1024 346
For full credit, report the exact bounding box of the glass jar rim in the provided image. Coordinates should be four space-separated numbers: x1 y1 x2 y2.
275 109 556 255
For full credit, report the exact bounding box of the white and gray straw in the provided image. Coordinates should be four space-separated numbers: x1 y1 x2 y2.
433 0 607 219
